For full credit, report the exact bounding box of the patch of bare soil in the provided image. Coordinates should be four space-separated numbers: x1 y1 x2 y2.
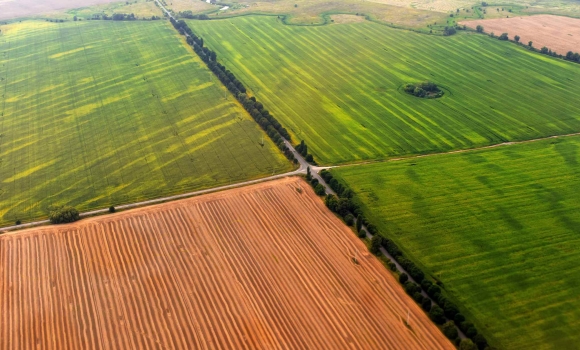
0 177 454 349
0 0 119 20
462 15 580 55
330 14 366 24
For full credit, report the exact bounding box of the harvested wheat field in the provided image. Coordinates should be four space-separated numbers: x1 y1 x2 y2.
0 177 452 350
463 15 580 54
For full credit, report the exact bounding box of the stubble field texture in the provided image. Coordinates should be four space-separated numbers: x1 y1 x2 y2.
189 16 580 165
331 136 580 349
0 20 291 226
462 15 580 55
0 177 453 350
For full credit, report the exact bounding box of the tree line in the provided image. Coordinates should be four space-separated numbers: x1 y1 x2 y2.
477 26 580 65
316 169 489 350
170 18 319 165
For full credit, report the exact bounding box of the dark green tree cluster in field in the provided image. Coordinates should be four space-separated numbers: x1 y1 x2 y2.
48 205 80 224
170 18 297 163
403 81 444 98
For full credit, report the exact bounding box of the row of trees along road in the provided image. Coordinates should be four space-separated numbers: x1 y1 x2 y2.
170 18 322 165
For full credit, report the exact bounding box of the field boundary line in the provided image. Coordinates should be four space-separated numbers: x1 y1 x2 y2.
330 131 580 169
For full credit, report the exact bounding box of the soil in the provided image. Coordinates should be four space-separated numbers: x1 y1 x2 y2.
461 15 580 55
0 177 453 349
0 0 119 20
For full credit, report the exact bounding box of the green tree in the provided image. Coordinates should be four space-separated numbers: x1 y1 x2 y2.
442 321 458 340
476 25 484 33
514 35 520 43
314 183 326 196
344 214 355 226
399 273 408 283
528 41 533 47
473 334 488 350
459 339 478 350
48 205 80 224
356 214 363 232
498 32 509 40
429 305 446 324
369 235 382 255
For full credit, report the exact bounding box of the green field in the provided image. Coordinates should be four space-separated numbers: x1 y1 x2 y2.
189 16 580 165
332 136 580 349
0 20 291 225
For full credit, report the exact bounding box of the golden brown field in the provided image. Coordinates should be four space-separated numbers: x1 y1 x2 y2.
462 15 580 54
0 177 452 349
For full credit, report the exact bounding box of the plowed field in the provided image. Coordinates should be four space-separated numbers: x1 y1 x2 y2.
462 15 580 55
0 177 452 350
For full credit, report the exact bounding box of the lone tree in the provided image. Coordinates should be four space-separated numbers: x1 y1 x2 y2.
498 32 509 40
528 40 533 47
514 35 520 43
476 25 484 33
48 205 80 224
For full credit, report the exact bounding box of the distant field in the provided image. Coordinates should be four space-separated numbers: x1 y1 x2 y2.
0 0 117 20
0 177 453 349
0 20 291 226
189 16 580 165
462 15 580 55
332 136 580 349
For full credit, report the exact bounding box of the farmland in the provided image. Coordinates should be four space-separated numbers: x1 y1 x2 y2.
189 16 580 165
0 177 453 349
0 20 291 226
331 135 580 349
462 15 580 55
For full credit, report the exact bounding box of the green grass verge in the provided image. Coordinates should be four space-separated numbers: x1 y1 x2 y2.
0 20 291 226
188 16 580 165
331 136 580 349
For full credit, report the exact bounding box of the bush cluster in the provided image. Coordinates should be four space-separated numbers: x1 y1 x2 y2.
48 206 80 224
403 81 443 98
295 140 315 164
170 18 296 163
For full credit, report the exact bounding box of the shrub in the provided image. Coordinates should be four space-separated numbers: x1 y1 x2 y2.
444 301 459 319
109 206 116 213
421 298 432 312
344 214 354 226
48 206 80 224
404 281 420 296
421 279 433 291
355 214 363 232
476 25 484 33
15 219 21 225
460 321 474 332
498 32 509 40
442 321 458 340
413 292 424 303
465 326 478 338
427 284 441 297
357 228 367 238
369 235 382 255
472 334 488 350
310 178 319 187
387 261 397 271
429 305 446 324
399 273 409 283
454 313 466 324
459 339 478 350
314 183 326 196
